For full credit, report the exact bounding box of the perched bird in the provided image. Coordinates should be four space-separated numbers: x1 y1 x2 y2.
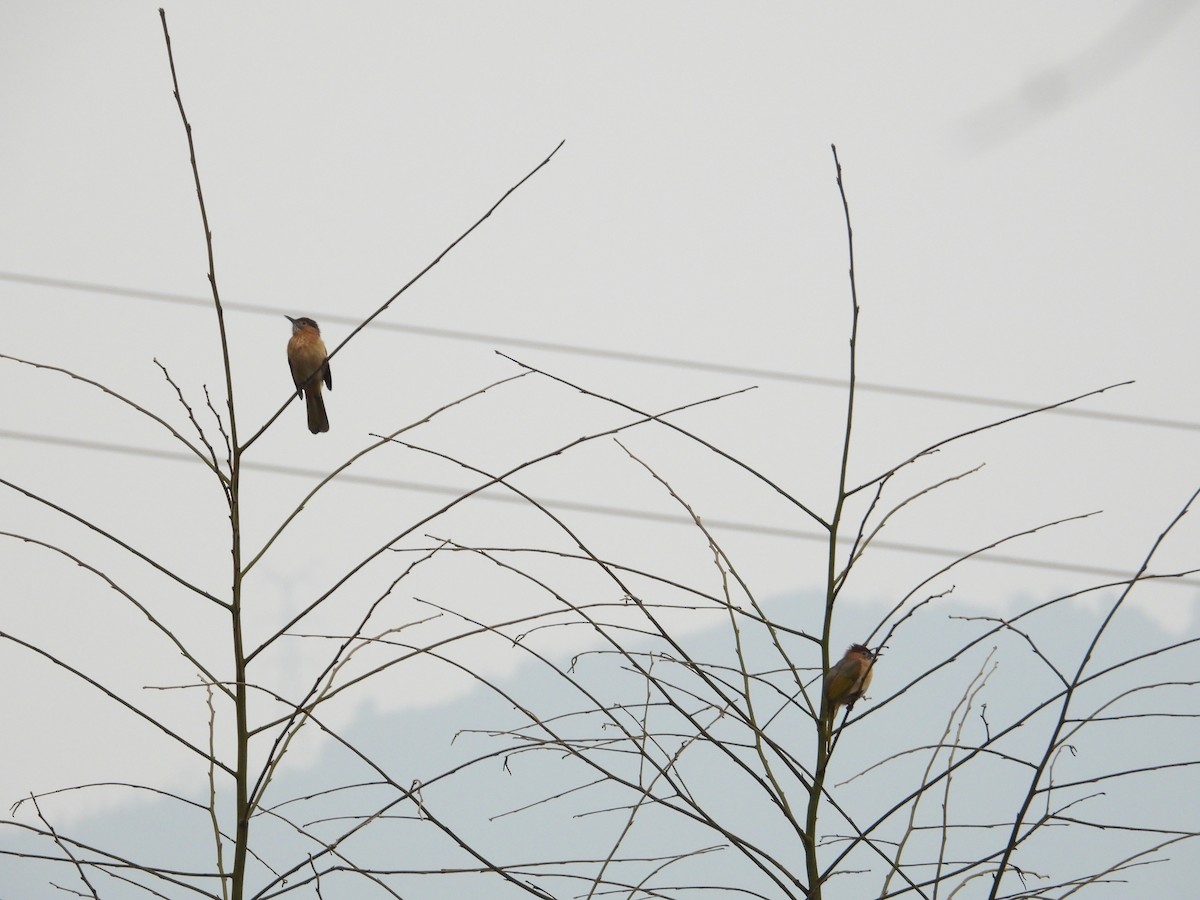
824 643 875 717
285 315 332 434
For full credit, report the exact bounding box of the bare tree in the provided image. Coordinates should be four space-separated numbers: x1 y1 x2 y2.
2 11 1197 900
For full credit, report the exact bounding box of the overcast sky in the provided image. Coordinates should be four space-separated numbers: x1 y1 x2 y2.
2 1 1199 895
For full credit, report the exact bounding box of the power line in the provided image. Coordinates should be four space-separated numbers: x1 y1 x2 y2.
3 427 1196 589
4 269 1198 433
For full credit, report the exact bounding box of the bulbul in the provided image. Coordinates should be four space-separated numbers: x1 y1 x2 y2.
824 643 875 717
285 315 332 434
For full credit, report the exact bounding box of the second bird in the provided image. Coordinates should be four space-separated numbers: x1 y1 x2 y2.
286 315 332 434
824 643 875 718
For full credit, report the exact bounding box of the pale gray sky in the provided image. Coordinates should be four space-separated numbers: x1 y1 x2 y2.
2 1 1199 896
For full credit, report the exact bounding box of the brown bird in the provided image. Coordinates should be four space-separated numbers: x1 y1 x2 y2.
285 315 332 434
824 643 875 718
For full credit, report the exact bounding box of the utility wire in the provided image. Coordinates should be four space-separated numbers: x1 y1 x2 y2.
4 269 1198 432
4 427 1197 589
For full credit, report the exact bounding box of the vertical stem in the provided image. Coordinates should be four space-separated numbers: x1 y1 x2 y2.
158 10 248 897
229 473 247 900
804 144 861 900
828 143 860 603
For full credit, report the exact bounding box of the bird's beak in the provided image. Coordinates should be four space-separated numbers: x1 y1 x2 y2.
285 315 297 325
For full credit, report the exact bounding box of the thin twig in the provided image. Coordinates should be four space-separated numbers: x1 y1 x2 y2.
239 142 565 452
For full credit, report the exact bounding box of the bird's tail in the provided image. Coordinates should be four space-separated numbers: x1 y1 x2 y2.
305 387 329 434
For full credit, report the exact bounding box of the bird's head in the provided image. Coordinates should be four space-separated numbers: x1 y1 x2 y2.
285 315 321 334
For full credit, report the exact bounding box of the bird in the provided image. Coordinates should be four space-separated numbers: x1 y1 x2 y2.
824 643 875 718
285 315 332 434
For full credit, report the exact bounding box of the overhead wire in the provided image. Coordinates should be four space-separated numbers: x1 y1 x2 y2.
3 427 1198 589
4 269 1199 432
